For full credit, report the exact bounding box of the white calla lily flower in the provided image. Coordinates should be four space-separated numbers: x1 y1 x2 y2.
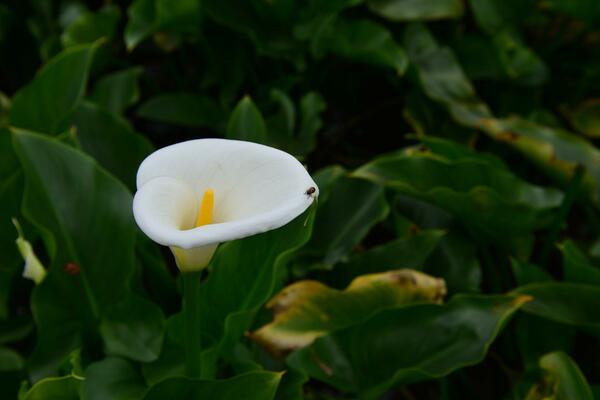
12 218 46 284
133 139 318 271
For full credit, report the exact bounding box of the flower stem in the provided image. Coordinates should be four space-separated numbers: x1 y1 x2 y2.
182 270 203 377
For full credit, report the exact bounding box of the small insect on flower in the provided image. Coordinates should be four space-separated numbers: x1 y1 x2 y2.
305 186 317 197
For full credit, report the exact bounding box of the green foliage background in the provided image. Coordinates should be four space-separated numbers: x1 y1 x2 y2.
1 0 600 398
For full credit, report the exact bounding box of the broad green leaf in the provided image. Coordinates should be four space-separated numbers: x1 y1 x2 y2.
493 31 548 86
0 132 23 318
296 92 326 155
300 177 390 269
135 235 179 314
390 195 483 291
525 352 593 400
141 329 185 385
274 368 308 400
484 117 600 204
70 101 153 189
267 89 295 138
22 375 82 400
311 165 347 203
404 23 600 205
251 269 445 354
467 0 507 33
354 151 563 245
13 130 137 377
0 316 33 344
91 67 143 114
404 23 494 126
516 313 576 369
143 371 282 400
288 294 530 398
84 357 147 400
423 231 482 293
559 240 600 284
167 212 315 378
10 43 99 134
99 295 165 362
266 91 326 156
514 282 600 329
13 130 135 310
418 135 506 169
203 0 302 61
368 0 464 21
569 100 600 138
26 271 83 380
61 5 120 48
124 0 201 50
468 0 548 86
137 93 225 128
226 96 268 144
0 346 24 371
511 259 553 286
325 230 445 287
312 18 408 74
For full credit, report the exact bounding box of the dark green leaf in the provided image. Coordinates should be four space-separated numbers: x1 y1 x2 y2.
70 101 153 189
10 43 99 134
22 375 82 400
91 67 143 114
267 89 295 138
493 32 549 86
511 259 553 286
569 100 600 138
354 151 563 246
84 357 147 400
404 23 600 205
61 5 120 48
143 371 282 400
137 93 225 128
326 230 445 287
312 18 408 74
124 0 201 50
0 346 24 371
288 294 529 398
274 368 307 400
560 240 600 285
13 130 136 377
99 295 165 363
0 316 33 344
180 213 316 377
251 269 445 354
226 96 268 144
311 165 347 203
141 328 185 385
423 231 482 293
514 282 600 329
301 177 390 269
296 92 326 154
515 314 575 369
0 133 23 317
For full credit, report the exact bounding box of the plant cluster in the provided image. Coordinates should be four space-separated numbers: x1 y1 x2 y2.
0 0 599 399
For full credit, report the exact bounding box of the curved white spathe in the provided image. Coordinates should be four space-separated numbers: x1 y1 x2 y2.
133 139 318 271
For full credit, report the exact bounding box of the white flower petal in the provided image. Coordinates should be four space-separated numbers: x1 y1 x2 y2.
133 139 318 252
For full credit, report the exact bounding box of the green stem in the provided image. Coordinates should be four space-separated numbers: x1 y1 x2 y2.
183 271 203 378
